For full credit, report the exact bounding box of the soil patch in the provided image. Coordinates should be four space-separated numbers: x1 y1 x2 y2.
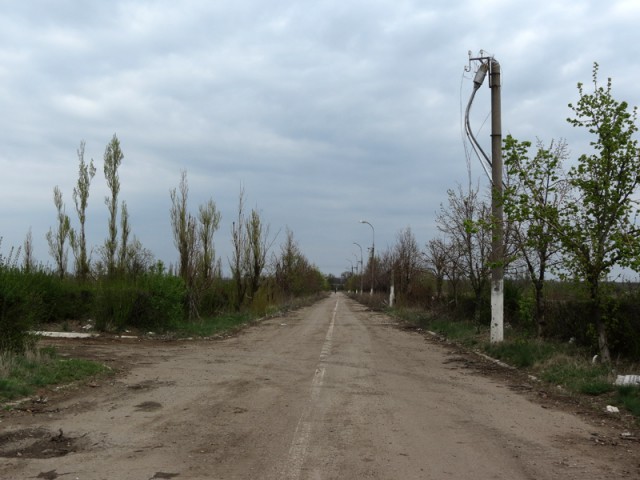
0 427 87 459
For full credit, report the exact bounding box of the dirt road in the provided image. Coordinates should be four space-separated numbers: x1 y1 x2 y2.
1 294 638 479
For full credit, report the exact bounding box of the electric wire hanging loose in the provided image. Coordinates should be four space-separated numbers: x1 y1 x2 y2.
464 60 493 183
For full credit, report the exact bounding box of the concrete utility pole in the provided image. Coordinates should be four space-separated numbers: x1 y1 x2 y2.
353 242 364 295
465 52 503 343
360 220 375 295
489 58 504 343
389 269 395 307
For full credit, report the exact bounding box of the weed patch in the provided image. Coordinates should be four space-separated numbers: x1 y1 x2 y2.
484 339 559 368
0 348 110 402
429 318 479 344
616 385 640 416
172 312 254 337
535 355 614 396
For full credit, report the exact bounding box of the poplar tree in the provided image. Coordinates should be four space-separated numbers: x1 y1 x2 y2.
46 186 71 278
103 134 123 277
70 140 96 279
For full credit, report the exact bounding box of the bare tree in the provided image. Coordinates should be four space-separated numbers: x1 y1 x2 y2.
170 171 201 317
22 228 35 273
229 187 275 309
170 170 196 282
273 228 324 298
123 237 155 277
246 208 273 300
436 183 492 321
424 238 448 301
230 187 249 310
392 227 423 300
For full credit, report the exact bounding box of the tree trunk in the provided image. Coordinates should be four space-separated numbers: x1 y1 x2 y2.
590 283 611 363
534 281 545 337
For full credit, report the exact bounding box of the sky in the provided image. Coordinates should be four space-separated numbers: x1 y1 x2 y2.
1 0 639 277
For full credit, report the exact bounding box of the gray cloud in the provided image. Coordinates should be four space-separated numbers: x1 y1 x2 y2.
1 0 638 275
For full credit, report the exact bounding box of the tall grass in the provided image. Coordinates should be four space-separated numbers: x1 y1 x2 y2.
536 354 614 395
616 385 640 416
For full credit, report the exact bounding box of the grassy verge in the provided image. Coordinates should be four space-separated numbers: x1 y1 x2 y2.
0 346 111 402
390 307 640 419
172 312 255 337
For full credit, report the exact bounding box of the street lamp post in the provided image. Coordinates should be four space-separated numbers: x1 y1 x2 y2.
360 220 375 295
353 242 364 295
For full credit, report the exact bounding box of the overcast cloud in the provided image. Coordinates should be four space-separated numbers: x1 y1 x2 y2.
1 0 639 276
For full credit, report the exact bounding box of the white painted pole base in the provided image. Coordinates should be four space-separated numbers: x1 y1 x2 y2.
389 285 395 307
490 279 504 343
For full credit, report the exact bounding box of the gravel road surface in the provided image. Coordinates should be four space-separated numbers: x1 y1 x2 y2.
1 293 638 479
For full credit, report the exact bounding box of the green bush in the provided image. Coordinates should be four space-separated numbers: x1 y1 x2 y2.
198 279 229 316
94 279 137 331
94 274 186 332
135 274 186 330
536 355 613 395
0 268 41 354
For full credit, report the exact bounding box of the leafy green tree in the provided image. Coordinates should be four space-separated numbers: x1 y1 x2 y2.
556 64 640 362
503 136 569 336
103 134 124 277
69 140 96 280
46 186 71 278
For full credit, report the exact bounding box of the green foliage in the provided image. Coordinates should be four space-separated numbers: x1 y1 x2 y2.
0 267 41 354
94 274 186 332
501 64 640 362
197 278 231 316
46 185 72 278
537 355 613 395
103 133 124 277
484 338 559 368
616 385 640 416
93 280 134 331
429 318 479 344
171 312 253 337
0 347 110 401
70 140 97 280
